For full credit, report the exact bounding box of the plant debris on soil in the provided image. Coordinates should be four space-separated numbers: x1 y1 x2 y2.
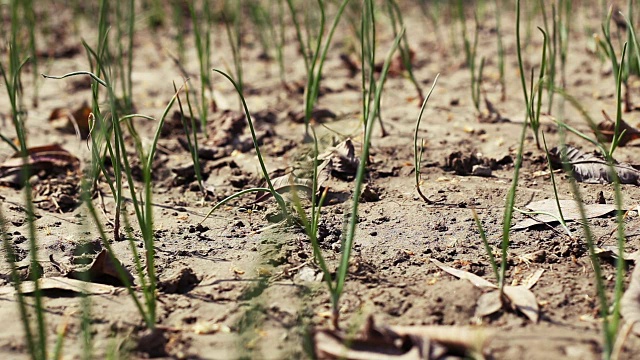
3 1 640 359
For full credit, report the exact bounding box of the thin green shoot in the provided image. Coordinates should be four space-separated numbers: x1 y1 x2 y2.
44 61 182 329
512 208 572 238
2 49 47 359
500 0 533 293
360 0 381 135
516 0 546 149
386 0 424 103
498 115 528 294
0 206 37 358
333 28 404 328
170 0 187 62
623 13 640 83
555 127 613 357
286 0 310 73
608 43 628 158
471 209 499 282
115 0 135 113
539 0 557 114
598 6 630 112
608 37 629 344
22 0 38 108
459 2 484 113
188 0 213 130
200 69 288 223
287 0 351 138
223 1 244 101
275 0 287 84
290 129 333 318
532 27 548 147
494 0 506 101
541 131 568 232
413 74 440 203
174 81 205 196
247 0 274 61
558 0 571 89
52 323 66 360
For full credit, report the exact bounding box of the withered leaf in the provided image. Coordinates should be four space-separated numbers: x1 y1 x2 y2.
596 246 640 262
596 110 640 146
0 144 80 188
475 291 502 318
513 199 625 230
68 250 134 287
430 259 496 290
48 102 92 137
253 173 314 204
549 145 640 185
0 277 117 297
318 138 360 186
314 316 492 360
432 259 542 323
502 286 540 323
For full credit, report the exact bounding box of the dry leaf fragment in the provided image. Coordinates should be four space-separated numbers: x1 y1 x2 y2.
68 250 134 287
549 146 640 185
0 277 117 297
253 173 314 204
596 110 640 146
597 246 640 262
0 144 81 188
314 316 491 360
502 286 540 323
523 269 545 290
431 259 541 322
318 138 360 186
430 259 496 290
48 102 92 137
475 291 502 318
192 322 231 335
513 199 625 230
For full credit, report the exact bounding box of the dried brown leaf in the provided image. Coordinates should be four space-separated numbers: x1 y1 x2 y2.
513 199 623 230
597 246 640 262
0 144 81 188
503 286 540 323
253 173 314 204
389 324 493 359
432 259 541 322
475 291 502 318
523 269 545 290
0 277 117 297
430 259 497 290
596 110 640 146
314 316 491 360
549 146 640 185
68 250 135 287
48 102 92 137
318 138 360 184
